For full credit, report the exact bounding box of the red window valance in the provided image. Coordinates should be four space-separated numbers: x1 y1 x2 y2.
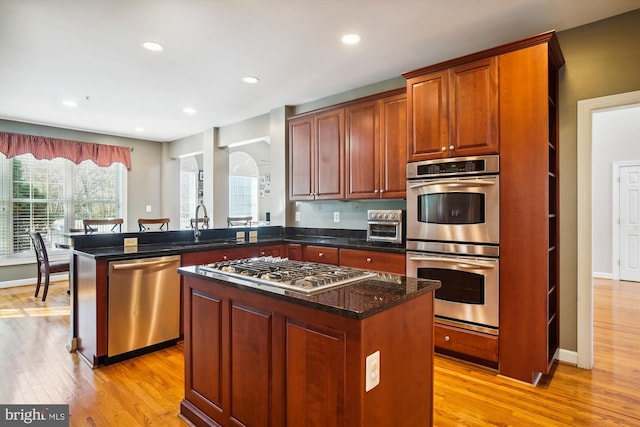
0 131 132 170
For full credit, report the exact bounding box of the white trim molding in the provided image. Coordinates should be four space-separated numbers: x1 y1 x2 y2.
577 89 640 370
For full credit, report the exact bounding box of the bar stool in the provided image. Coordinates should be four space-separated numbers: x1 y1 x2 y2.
29 232 70 301
83 218 123 233
138 218 170 231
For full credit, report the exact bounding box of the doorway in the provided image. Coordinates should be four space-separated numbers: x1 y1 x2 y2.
578 90 640 369
616 162 640 282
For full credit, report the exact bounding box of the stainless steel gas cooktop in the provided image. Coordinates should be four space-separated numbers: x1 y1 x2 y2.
198 257 377 294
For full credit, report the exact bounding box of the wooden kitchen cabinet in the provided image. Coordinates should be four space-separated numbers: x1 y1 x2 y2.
345 90 407 199
285 243 303 260
180 271 435 427
181 246 259 266
498 32 563 384
302 244 339 265
404 57 498 161
339 248 405 275
258 244 284 257
289 108 345 200
434 323 498 365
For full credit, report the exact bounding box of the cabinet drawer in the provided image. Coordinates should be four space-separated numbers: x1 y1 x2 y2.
339 249 405 274
303 245 339 265
434 323 498 363
182 247 259 266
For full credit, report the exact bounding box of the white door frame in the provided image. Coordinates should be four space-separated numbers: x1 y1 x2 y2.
613 160 640 281
577 90 640 369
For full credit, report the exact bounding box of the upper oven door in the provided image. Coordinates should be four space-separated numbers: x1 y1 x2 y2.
407 175 499 244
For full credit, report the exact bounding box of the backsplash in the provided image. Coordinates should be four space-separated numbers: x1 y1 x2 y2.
294 199 406 230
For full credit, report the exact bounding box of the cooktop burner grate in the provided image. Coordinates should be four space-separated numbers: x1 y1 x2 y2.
198 257 377 294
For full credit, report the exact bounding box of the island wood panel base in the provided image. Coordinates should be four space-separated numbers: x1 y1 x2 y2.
181 273 435 427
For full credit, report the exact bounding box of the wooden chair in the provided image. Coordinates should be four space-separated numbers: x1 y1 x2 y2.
227 216 252 227
138 217 170 231
29 232 70 301
83 218 123 233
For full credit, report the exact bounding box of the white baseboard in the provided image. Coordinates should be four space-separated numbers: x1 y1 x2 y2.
558 348 578 366
0 274 68 289
593 272 614 280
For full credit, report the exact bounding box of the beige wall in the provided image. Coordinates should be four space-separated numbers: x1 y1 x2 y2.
557 9 640 351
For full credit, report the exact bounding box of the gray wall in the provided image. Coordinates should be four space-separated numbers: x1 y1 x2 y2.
0 119 166 283
557 9 640 351
592 104 640 276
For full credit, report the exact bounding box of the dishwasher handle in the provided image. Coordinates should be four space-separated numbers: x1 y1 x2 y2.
111 259 178 270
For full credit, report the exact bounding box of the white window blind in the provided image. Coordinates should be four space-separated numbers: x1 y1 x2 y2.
0 154 124 258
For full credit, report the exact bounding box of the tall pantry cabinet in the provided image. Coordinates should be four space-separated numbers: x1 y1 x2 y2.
498 32 564 384
403 31 564 385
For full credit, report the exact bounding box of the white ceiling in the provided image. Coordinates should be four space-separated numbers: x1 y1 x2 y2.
0 1 638 142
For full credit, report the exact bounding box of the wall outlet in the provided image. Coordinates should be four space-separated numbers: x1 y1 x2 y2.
295 211 301 221
249 230 258 243
236 231 245 242
365 350 380 392
145 205 152 212
333 211 340 222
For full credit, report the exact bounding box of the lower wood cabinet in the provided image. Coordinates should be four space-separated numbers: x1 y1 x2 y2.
302 244 339 265
258 244 284 257
339 248 405 275
434 323 498 364
181 246 259 266
181 273 434 427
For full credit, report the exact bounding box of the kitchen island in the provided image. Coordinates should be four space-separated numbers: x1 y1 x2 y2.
178 261 439 427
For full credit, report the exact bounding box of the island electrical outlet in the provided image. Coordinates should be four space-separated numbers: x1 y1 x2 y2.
365 350 380 391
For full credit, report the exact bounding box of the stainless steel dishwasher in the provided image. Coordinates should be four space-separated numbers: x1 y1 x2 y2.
107 255 181 358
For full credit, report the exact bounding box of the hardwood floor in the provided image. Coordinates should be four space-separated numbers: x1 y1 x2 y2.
0 278 638 426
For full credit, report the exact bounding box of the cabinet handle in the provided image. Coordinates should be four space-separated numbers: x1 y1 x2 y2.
380 189 384 193
318 252 324 257
441 147 446 152
260 251 265 256
449 145 454 150
374 189 378 193
444 335 450 342
366 257 372 263
223 255 228 261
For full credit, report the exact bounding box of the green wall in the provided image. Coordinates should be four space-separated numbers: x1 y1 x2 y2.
556 9 640 351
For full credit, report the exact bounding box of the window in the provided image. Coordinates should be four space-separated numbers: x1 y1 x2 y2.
0 153 124 258
229 151 258 220
179 155 200 229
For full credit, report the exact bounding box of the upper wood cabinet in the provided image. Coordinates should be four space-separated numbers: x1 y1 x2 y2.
345 92 407 199
289 108 345 201
289 89 406 201
405 57 499 161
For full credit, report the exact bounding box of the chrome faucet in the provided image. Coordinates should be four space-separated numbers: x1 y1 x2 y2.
194 202 209 242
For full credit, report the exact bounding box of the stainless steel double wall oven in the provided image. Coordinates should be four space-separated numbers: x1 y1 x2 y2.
406 155 499 333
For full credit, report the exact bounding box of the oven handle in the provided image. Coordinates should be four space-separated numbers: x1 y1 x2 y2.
408 178 496 189
408 255 497 270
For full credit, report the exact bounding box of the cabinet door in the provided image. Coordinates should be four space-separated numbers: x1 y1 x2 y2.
183 283 225 423
379 93 407 198
286 243 303 261
289 116 315 200
259 244 284 257
285 320 346 427
230 303 274 427
449 57 499 156
345 101 379 199
407 69 449 161
315 109 345 200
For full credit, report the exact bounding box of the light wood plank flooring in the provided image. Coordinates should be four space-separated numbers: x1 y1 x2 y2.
0 279 638 426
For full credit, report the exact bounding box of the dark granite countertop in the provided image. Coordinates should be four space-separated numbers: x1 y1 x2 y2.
179 265 439 320
71 226 405 260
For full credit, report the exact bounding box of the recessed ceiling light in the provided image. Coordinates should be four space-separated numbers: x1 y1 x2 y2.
142 41 163 52
134 127 145 132
182 107 197 114
341 34 361 45
62 100 77 108
242 76 260 84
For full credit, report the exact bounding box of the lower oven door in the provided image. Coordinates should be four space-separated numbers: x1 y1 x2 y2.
406 251 499 330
